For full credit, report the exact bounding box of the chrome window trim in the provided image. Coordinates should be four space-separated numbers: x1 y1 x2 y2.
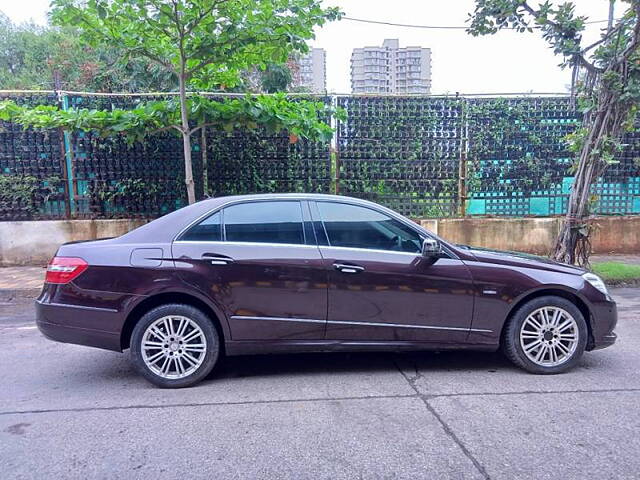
173 241 434 257
310 199 458 260
172 240 321 249
174 197 310 244
319 245 423 258
222 198 307 245
230 315 492 333
172 196 458 260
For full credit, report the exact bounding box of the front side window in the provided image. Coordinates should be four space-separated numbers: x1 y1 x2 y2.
224 201 305 245
317 202 422 253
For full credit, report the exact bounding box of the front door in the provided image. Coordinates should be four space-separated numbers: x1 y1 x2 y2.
311 201 474 343
172 200 327 341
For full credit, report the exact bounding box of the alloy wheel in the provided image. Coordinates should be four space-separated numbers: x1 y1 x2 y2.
141 315 207 379
519 306 579 367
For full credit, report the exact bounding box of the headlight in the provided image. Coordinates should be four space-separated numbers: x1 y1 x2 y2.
582 272 608 296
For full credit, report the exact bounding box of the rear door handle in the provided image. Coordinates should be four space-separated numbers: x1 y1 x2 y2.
334 263 365 274
202 255 234 265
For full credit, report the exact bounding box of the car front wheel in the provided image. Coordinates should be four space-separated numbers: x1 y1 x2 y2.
503 296 588 374
130 303 220 388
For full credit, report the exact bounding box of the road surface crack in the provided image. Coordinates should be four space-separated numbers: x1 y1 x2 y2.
0 393 418 417
394 358 491 480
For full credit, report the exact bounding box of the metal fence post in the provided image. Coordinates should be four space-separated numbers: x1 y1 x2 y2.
334 148 341 195
458 97 468 217
57 126 71 219
57 92 76 217
332 95 341 195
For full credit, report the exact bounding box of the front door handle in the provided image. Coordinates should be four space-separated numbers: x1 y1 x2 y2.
334 263 365 274
202 255 234 265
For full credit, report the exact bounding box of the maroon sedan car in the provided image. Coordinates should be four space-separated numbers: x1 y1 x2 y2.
36 194 617 387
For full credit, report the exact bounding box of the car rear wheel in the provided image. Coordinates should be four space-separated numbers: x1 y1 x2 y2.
130 304 220 388
503 296 588 374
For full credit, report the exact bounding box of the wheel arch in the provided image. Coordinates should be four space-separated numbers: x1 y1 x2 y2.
499 287 594 348
121 292 227 352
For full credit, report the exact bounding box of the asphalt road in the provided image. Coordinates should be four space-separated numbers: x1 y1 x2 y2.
0 289 639 479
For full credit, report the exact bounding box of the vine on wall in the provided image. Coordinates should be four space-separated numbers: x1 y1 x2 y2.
1 93 640 221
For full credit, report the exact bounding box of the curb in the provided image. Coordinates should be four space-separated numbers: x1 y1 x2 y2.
606 279 640 288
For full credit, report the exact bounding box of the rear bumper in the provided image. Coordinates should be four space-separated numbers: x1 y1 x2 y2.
36 300 122 352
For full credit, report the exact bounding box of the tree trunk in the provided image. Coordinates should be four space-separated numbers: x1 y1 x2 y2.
608 0 616 32
553 2 640 266
178 74 196 204
553 84 627 266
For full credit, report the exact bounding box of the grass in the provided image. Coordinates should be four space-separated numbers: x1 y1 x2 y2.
591 262 640 283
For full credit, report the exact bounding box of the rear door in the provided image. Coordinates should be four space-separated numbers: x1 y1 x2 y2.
311 201 474 343
172 200 327 341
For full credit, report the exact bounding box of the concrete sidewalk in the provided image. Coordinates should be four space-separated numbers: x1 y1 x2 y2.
0 255 638 296
591 254 640 265
0 266 44 297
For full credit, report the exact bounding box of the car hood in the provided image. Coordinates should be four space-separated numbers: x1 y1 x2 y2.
457 245 586 275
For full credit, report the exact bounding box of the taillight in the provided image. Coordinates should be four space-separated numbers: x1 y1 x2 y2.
45 257 89 284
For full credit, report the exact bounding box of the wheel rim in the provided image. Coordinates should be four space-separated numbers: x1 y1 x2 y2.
141 315 207 380
519 306 579 367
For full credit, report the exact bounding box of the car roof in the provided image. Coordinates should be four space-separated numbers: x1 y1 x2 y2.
117 193 389 244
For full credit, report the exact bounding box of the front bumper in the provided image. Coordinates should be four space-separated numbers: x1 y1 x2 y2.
36 300 122 352
587 298 618 351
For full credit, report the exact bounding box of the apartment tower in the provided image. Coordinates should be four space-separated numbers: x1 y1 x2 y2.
351 39 432 94
291 48 327 93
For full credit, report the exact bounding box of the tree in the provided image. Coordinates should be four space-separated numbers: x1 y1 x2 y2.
0 93 338 144
233 62 293 93
261 63 293 93
0 13 175 91
468 0 640 266
51 0 341 204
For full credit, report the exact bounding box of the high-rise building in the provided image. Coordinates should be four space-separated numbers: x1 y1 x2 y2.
351 39 432 94
291 48 327 93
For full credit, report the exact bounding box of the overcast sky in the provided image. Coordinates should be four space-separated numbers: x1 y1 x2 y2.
2 0 623 94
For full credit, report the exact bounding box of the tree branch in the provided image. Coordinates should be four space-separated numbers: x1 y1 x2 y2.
617 2 640 62
189 122 218 136
130 47 176 72
149 124 183 135
520 2 563 30
183 0 230 37
187 34 289 76
581 21 626 54
576 54 604 74
520 1 601 73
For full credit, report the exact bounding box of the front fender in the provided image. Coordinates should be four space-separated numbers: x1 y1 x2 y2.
464 258 588 347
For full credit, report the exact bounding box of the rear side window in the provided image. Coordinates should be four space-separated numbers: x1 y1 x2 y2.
180 211 221 242
224 201 305 245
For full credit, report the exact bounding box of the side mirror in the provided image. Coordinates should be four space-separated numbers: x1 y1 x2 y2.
421 238 441 258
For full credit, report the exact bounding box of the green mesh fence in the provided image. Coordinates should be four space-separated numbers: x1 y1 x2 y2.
463 97 640 217
0 92 639 220
336 96 462 217
0 92 68 220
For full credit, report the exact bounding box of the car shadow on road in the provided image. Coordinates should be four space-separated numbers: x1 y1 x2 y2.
207 349 518 382
65 346 611 389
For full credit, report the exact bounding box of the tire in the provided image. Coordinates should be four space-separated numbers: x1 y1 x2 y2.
502 296 588 374
130 303 220 388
